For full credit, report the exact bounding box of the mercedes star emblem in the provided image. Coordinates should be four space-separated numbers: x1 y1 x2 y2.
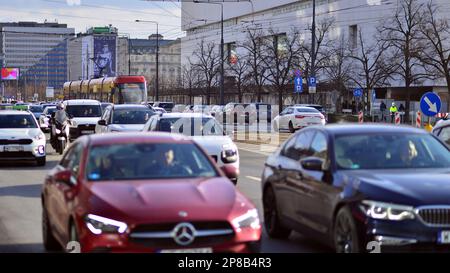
172 222 196 246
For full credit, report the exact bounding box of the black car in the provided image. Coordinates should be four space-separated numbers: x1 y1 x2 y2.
261 124 450 253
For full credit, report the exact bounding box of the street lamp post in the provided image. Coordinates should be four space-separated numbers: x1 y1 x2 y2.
310 0 316 104
135 20 160 101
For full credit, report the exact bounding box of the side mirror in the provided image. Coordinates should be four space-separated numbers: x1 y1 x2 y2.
54 170 73 185
220 165 240 184
97 119 107 126
300 157 324 171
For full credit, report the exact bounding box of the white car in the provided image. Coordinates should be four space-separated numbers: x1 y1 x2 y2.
0 110 46 166
273 106 326 133
64 100 102 141
432 118 450 146
95 104 155 133
142 113 240 184
152 107 167 114
39 106 57 132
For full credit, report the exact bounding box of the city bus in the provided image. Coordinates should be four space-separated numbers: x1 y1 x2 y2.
63 76 147 104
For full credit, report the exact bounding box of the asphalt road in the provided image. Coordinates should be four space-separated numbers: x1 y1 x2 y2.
0 140 330 253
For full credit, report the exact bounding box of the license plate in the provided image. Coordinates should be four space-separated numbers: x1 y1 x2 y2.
81 130 94 134
438 231 450 244
3 146 24 152
159 248 213 253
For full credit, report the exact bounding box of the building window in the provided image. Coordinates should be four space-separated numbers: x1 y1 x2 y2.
274 33 288 57
349 25 358 49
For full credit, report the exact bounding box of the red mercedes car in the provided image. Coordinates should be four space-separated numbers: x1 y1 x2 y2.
41 132 261 253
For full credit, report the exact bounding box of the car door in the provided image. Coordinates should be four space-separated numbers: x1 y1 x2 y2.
52 143 83 242
296 131 338 235
270 135 302 221
278 108 291 129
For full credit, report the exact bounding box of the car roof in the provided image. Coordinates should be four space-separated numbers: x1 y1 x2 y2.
291 106 319 110
0 110 32 115
64 99 101 105
315 124 428 136
434 119 450 130
85 132 194 146
159 113 213 118
112 104 151 110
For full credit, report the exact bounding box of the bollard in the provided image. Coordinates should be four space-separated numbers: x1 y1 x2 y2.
416 111 421 128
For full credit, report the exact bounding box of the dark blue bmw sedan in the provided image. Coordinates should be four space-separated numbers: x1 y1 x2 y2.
261 124 450 253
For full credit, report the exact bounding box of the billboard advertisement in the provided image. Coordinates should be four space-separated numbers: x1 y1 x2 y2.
93 35 116 78
1 68 20 80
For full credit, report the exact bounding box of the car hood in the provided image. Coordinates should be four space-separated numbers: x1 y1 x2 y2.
191 135 233 154
71 117 101 125
108 124 145 132
85 177 239 223
343 168 450 206
0 128 40 139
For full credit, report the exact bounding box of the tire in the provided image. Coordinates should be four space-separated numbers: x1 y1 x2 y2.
288 121 295 133
59 139 65 155
263 186 291 239
36 156 46 166
42 207 60 251
333 206 361 253
66 222 80 253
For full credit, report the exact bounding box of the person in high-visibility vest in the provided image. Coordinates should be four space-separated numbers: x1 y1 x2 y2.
389 102 398 123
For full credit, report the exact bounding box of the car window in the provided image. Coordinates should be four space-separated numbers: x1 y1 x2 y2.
334 133 450 170
86 143 218 181
281 135 299 160
295 131 315 159
67 144 83 182
0 114 38 128
66 105 102 117
112 109 153 124
310 132 328 161
437 126 450 146
60 146 75 168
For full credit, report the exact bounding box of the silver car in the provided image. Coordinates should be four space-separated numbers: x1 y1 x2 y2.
95 104 155 133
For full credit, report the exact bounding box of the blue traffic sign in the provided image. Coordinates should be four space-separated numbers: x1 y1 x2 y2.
309 77 316 87
353 88 363 98
420 92 441 117
294 76 303 93
294 69 302 77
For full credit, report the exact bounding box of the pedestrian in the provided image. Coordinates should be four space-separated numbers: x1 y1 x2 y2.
380 101 387 122
351 101 356 114
390 102 398 123
399 103 405 123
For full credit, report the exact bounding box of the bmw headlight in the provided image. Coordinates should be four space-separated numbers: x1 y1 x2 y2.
221 143 238 163
85 214 128 234
232 209 260 231
360 201 415 221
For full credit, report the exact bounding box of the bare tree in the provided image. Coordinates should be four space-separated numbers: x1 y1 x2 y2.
323 35 354 111
380 0 428 122
181 61 198 105
227 57 249 103
261 28 302 110
348 29 396 112
298 18 335 85
419 1 450 112
191 40 221 105
241 27 267 102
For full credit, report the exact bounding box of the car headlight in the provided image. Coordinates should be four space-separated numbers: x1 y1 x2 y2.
70 120 77 127
231 209 260 231
85 214 128 234
221 143 238 163
360 200 415 221
34 133 45 141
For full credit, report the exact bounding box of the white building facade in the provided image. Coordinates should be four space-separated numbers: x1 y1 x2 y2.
181 0 450 108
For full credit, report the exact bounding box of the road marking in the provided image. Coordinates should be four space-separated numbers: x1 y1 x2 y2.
246 176 261 182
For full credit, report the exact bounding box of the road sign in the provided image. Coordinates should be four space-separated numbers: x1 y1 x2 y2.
294 69 302 77
420 92 441 117
294 76 303 93
309 77 316 87
353 88 363 98
46 87 54 98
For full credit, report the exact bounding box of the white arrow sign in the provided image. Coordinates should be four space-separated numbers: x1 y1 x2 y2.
424 96 438 113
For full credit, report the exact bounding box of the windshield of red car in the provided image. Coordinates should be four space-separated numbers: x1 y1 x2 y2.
86 143 218 181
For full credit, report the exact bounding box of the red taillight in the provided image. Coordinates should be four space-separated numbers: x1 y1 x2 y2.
295 115 305 119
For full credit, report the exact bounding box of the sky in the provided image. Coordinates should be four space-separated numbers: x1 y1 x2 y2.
0 0 184 40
